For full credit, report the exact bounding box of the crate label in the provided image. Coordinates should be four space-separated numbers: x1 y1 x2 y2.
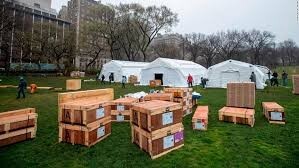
96 108 105 119
174 131 184 143
163 135 174 149
116 115 125 121
97 126 105 138
162 112 173 125
195 122 205 129
270 112 283 121
117 105 125 111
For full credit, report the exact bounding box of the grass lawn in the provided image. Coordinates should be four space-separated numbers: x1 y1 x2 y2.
0 76 298 168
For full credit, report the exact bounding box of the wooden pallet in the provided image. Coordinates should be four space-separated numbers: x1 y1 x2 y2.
144 93 174 102
0 127 36 147
66 79 82 91
227 82 255 109
192 106 209 131
0 108 37 134
59 116 111 147
164 87 192 98
59 99 110 125
262 102 285 124
110 97 138 122
132 100 182 132
173 97 192 107
219 107 255 127
131 123 184 159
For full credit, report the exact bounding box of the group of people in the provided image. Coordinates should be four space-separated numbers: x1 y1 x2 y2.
187 74 208 88
96 73 127 88
249 70 288 87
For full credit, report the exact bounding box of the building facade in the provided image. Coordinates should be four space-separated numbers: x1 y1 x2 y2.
61 0 110 70
0 0 71 68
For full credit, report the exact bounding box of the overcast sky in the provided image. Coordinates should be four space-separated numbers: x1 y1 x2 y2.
52 0 299 44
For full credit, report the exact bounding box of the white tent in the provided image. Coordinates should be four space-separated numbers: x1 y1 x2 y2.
140 58 207 87
255 65 272 81
206 59 267 89
100 60 149 82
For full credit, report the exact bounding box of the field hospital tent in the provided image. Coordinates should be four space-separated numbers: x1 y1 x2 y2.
206 60 267 89
140 58 207 87
100 60 149 82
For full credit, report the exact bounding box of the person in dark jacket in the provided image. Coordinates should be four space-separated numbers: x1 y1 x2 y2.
250 72 257 88
282 70 288 86
109 73 113 84
17 77 27 99
201 77 208 89
101 74 105 84
271 71 279 86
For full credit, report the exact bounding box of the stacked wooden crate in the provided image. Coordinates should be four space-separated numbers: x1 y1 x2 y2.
219 82 256 127
109 97 139 122
0 108 38 147
164 88 193 116
66 79 81 91
58 89 114 147
192 106 209 131
128 75 138 84
293 75 299 94
131 100 184 159
262 102 285 124
144 93 173 102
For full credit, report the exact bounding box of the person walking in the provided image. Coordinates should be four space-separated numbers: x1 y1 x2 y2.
272 71 279 87
250 72 257 88
101 74 105 84
187 74 193 88
282 70 288 86
17 77 27 99
121 76 127 88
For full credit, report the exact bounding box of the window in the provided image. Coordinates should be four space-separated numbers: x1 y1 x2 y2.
34 3 40 8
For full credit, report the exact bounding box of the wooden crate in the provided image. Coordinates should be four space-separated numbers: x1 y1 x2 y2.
0 127 36 147
173 97 192 108
164 87 192 98
58 89 114 106
59 116 111 147
110 97 139 122
262 102 285 124
128 75 138 84
192 106 209 131
144 93 174 102
131 123 184 159
219 107 255 127
132 100 182 132
59 99 111 125
66 79 82 91
0 108 37 147
227 82 255 109
293 75 299 94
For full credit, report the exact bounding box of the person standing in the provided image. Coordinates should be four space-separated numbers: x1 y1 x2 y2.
272 71 279 86
282 70 288 86
201 77 208 89
17 77 27 99
109 73 113 84
121 76 127 88
187 74 193 88
250 72 257 88
101 74 105 84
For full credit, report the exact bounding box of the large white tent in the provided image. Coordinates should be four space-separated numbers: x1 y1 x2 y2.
140 58 207 87
100 60 149 82
206 60 267 89
255 65 272 81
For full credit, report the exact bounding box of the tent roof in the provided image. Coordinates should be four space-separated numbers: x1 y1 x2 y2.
106 60 149 68
146 57 207 70
208 59 257 70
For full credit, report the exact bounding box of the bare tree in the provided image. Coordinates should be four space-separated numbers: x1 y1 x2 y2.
245 29 275 64
278 39 298 66
199 34 220 67
152 42 181 59
185 33 204 62
217 30 246 60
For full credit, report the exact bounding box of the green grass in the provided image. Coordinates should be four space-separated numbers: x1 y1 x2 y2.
273 66 299 75
0 76 298 168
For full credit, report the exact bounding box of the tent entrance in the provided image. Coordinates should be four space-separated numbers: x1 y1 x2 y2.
155 73 163 85
221 71 240 88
